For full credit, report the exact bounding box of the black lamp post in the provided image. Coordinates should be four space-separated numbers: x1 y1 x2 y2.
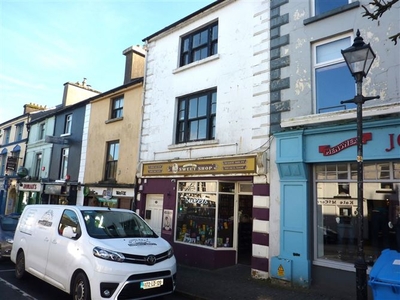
341 29 379 300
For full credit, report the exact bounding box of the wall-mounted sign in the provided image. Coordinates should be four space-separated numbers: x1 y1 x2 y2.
142 155 257 177
319 133 372 156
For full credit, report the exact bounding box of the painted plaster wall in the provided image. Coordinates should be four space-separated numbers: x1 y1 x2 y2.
280 0 399 119
84 85 142 184
141 0 270 162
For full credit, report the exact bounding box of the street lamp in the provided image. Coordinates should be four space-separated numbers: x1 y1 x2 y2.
341 29 379 300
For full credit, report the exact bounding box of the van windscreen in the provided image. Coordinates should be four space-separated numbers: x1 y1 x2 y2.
81 210 158 239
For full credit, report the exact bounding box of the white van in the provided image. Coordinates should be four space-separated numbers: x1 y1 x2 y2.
11 205 176 300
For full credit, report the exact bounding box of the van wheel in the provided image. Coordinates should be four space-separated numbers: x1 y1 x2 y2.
15 251 26 279
72 272 91 300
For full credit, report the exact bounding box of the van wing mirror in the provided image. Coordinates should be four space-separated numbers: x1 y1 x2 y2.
62 226 77 239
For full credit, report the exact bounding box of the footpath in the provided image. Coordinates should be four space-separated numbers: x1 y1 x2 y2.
174 264 358 300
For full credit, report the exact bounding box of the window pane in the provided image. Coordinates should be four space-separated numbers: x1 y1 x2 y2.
315 0 348 15
316 37 350 63
212 25 218 40
182 38 189 52
193 47 208 61
217 194 234 248
316 62 355 113
189 98 198 119
189 120 198 140
198 119 207 139
193 30 207 47
198 95 207 117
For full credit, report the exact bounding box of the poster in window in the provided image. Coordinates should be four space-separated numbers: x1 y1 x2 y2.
162 209 173 234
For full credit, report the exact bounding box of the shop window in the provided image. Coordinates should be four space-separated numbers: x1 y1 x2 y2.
314 35 354 113
176 89 217 144
315 161 400 267
175 180 234 248
180 22 218 67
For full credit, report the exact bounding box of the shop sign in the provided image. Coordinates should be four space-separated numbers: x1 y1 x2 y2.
45 135 69 144
142 155 257 177
6 156 17 170
385 133 400 152
319 133 372 156
318 199 356 206
20 183 41 192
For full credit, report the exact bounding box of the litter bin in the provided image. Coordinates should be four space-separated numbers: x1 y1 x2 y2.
368 249 400 300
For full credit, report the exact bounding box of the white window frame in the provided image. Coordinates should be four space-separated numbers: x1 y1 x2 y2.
64 114 72 135
312 33 354 114
60 148 69 180
312 0 351 16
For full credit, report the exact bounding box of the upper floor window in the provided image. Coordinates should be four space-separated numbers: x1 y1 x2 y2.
314 35 355 113
64 114 72 135
111 96 124 119
4 127 11 144
105 141 119 181
176 89 216 144
38 123 45 140
34 153 42 178
180 22 218 67
15 123 24 142
0 149 7 175
314 0 349 15
60 148 69 180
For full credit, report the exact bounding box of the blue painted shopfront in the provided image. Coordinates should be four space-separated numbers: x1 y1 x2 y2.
271 117 400 287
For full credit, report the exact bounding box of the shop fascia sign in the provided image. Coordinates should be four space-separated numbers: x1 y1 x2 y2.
19 183 41 192
142 155 257 177
319 132 399 156
45 135 69 145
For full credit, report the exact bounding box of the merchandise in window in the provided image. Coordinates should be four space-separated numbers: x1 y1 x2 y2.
176 89 216 143
180 22 218 67
314 36 355 113
175 181 234 248
315 162 400 266
314 0 348 15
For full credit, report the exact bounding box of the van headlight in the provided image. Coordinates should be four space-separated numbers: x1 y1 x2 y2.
93 247 125 262
167 247 174 258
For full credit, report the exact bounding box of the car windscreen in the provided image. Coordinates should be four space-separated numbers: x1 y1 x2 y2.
81 210 158 239
0 216 19 231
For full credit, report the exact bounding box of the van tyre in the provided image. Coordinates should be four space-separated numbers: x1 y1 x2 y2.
72 272 91 300
15 251 26 279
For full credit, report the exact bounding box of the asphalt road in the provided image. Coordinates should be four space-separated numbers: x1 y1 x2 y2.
0 259 188 300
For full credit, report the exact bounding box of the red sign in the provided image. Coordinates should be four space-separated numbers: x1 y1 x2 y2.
319 133 372 156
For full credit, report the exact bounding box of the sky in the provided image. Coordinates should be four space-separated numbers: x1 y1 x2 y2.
0 0 215 124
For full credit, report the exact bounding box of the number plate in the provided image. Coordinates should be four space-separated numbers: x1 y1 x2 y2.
140 279 164 289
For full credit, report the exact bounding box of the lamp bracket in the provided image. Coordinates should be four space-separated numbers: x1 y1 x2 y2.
341 95 380 105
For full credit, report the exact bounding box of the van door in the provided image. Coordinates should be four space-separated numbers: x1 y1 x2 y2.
145 194 164 236
45 208 82 291
26 208 60 278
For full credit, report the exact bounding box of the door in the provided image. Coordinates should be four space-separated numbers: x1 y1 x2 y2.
145 194 164 236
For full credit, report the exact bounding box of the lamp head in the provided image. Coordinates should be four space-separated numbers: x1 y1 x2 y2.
341 29 376 79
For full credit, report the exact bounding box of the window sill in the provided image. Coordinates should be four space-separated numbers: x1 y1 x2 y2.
172 54 220 74
60 133 71 137
105 117 123 124
168 139 219 150
303 2 360 26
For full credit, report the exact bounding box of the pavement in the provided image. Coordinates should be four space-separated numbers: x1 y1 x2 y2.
174 264 356 300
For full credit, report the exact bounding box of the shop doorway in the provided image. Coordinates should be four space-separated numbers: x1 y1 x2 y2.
145 194 164 236
238 194 253 264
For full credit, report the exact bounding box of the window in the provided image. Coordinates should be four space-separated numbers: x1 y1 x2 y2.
58 209 81 239
111 96 124 119
64 114 72 135
105 141 119 180
34 153 42 178
60 148 69 180
314 0 349 15
315 161 400 266
0 149 7 175
15 123 24 141
180 22 218 67
176 89 216 143
4 127 11 144
38 123 45 140
314 36 355 113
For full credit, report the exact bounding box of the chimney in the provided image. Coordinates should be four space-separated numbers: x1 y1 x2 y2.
23 103 47 114
123 45 146 84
